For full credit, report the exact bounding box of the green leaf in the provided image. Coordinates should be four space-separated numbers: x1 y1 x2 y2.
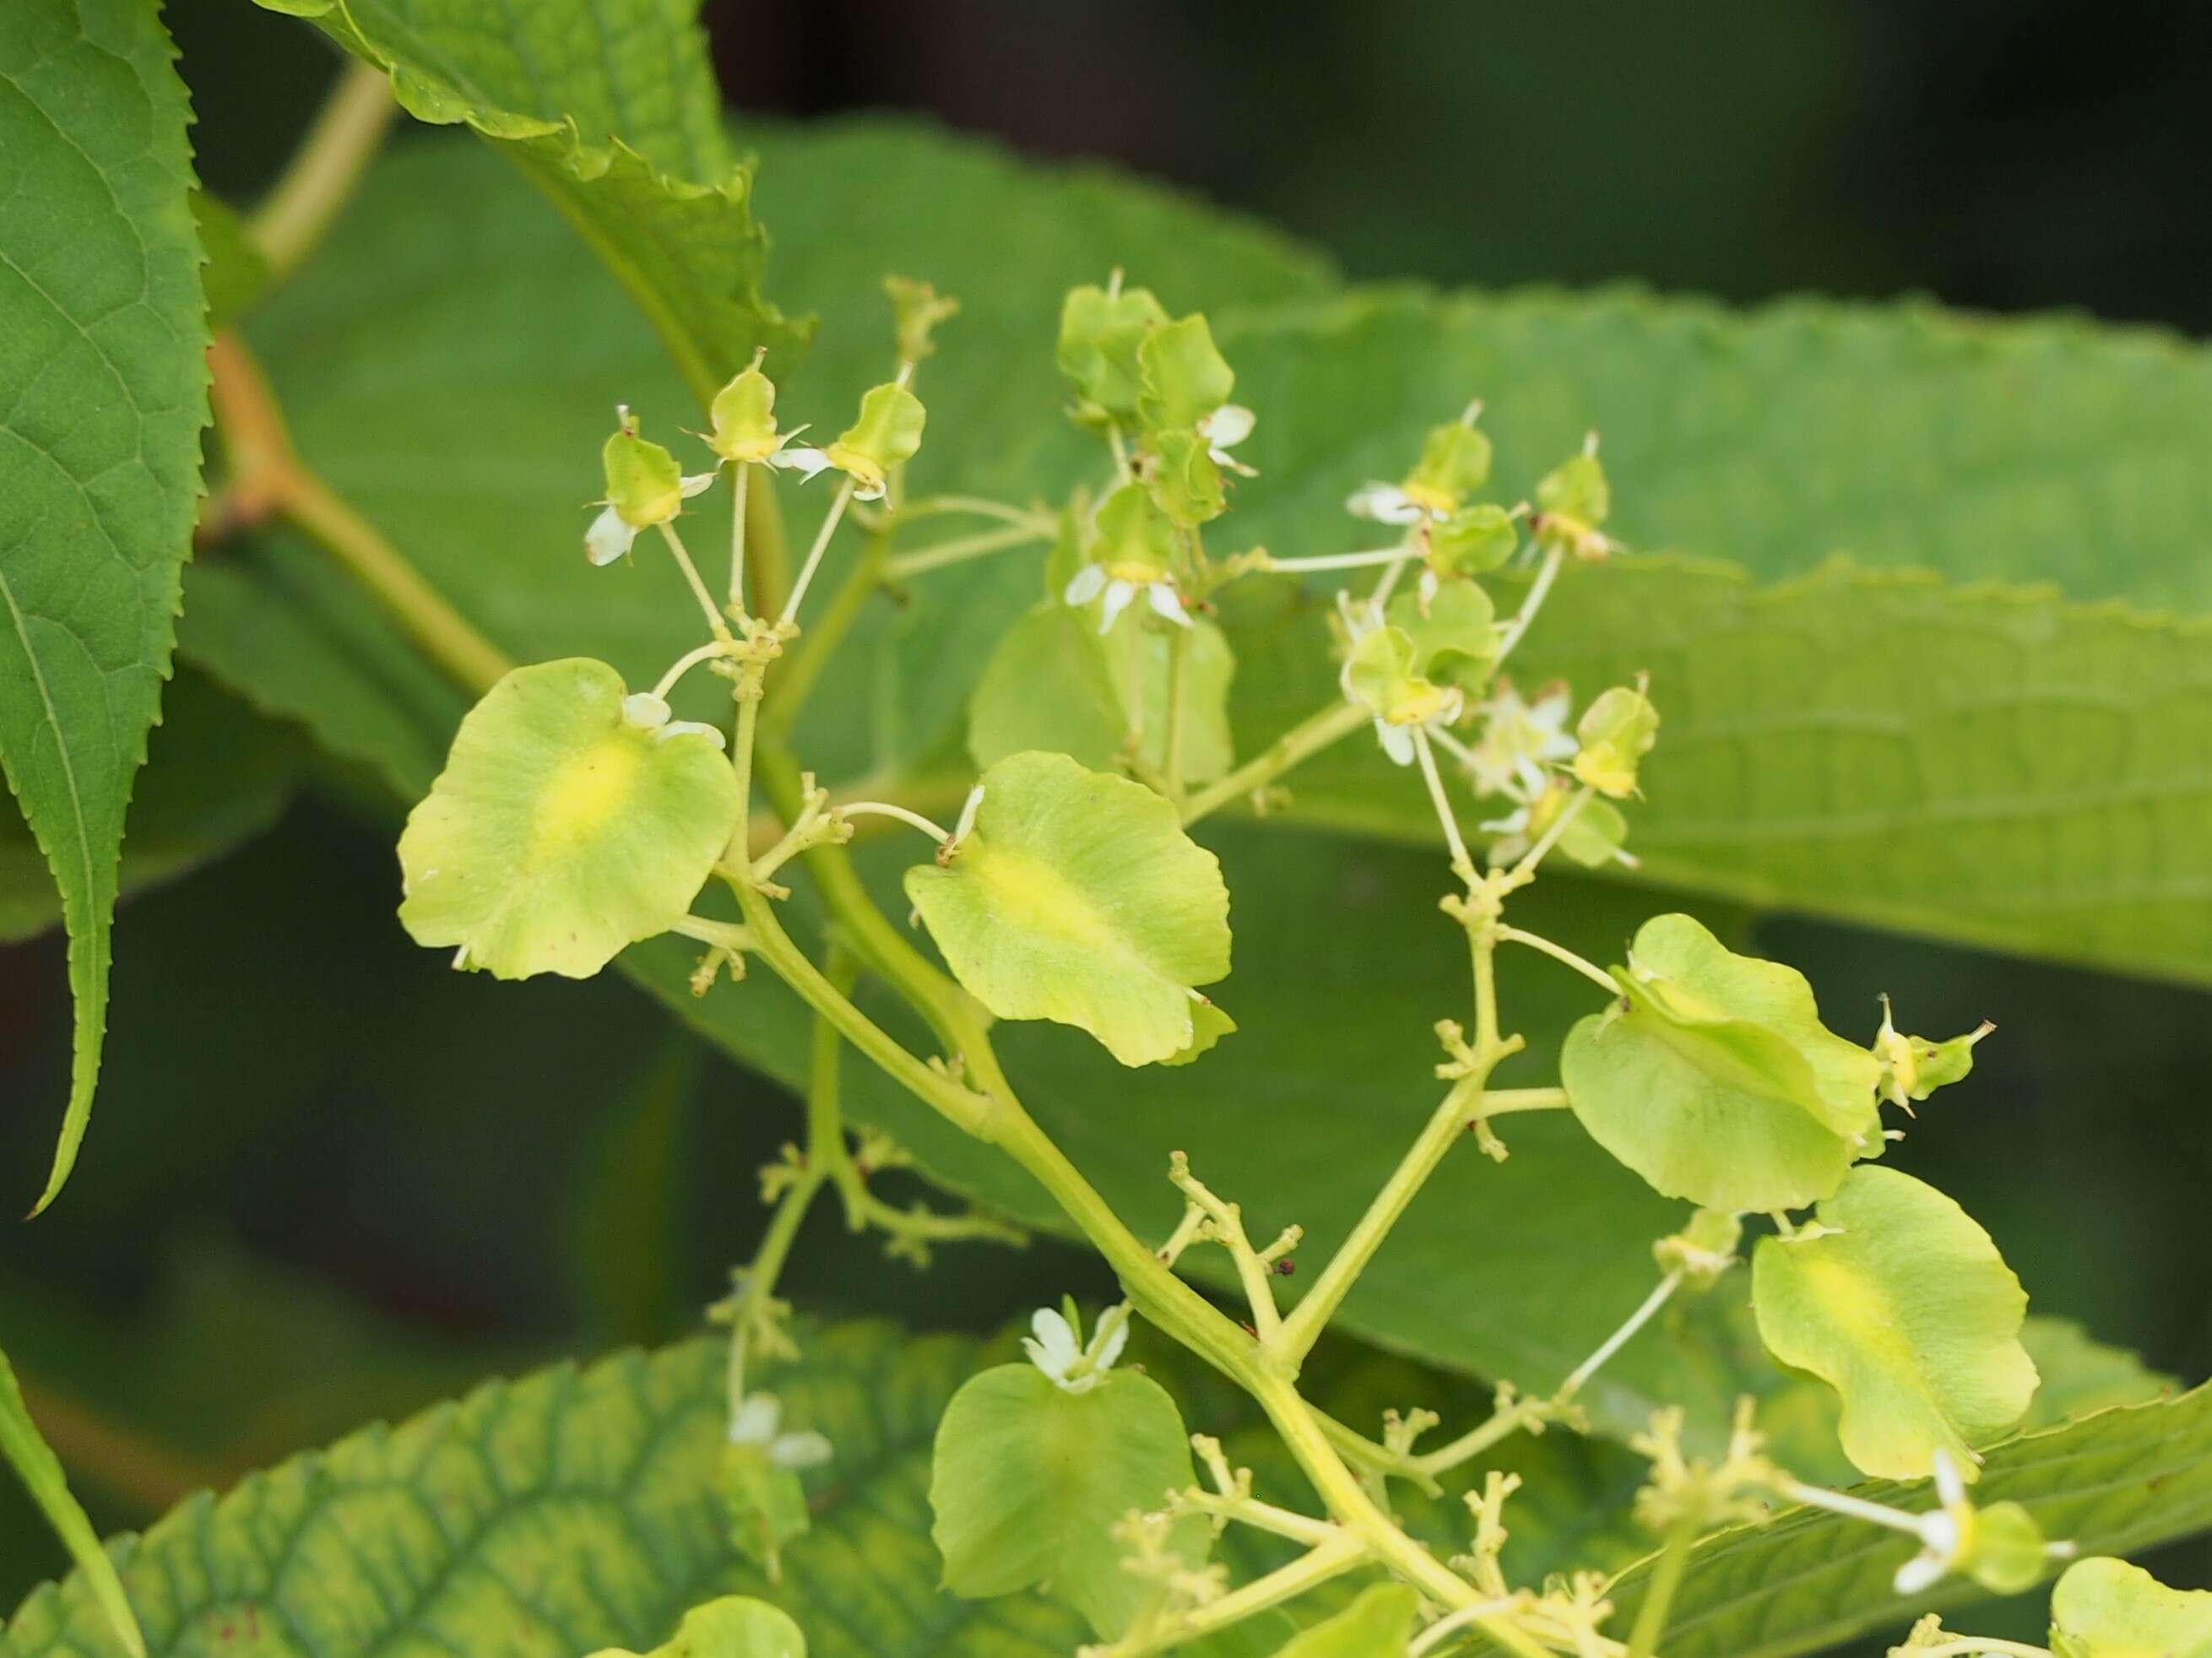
0 1321 1090 1658
1206 292 2212 983
0 0 210 1211
1606 1379 2212 1658
0 672 298 945
2048 1557 2212 1658
1265 1584 1419 1657
398 658 740 978
930 1361 1201 1638
1559 913 1880 1214
0 1342 143 1658
254 0 811 400
1751 1167 2036 1482
589 1597 805 1658
968 604 1234 786
904 750 1231 1065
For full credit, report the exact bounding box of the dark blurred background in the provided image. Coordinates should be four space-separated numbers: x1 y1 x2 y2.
2 0 2208 1635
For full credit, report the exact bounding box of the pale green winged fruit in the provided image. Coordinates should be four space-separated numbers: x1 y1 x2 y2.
903 750 1232 1065
1266 1583 1420 1656
587 1595 805 1658
1572 680 1660 798
930 1303 1205 1639
1386 581 1497 691
1876 994 1996 1112
1427 501 1521 580
718 1389 832 1577
1147 425 1227 527
1347 411 1493 525
702 357 831 482
1340 623 1459 767
1063 481 1191 633
585 409 717 564
821 381 926 501
1483 781 1632 870
2049 1557 2212 1657
1560 913 1885 1211
1057 281 1168 420
1752 1166 2037 1481
398 659 740 979
967 602 1235 786
1532 438 1618 560
1879 1449 2057 1596
1135 312 1255 478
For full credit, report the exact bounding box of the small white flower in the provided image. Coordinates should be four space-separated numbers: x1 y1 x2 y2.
621 691 728 749
1022 1303 1130 1394
1891 1452 1971 1596
729 1392 833 1471
762 443 835 485
584 471 718 566
1464 681 1578 799
1063 561 1190 634
1344 481 1438 526
1196 403 1257 475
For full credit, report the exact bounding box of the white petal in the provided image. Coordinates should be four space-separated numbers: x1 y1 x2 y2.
1891 1549 1947 1597
1479 808 1532 836
1530 687 1575 733
1418 566 1439 610
767 446 832 480
1347 484 1422 524
585 505 638 566
1377 720 1416 767
656 719 728 749
679 470 718 497
1088 1306 1130 1372
1201 404 1255 447
1931 1450 1965 1509
621 691 672 730
1146 582 1191 626
1098 580 1136 634
851 476 889 502
1023 1307 1080 1378
951 783 987 846
1063 563 1108 606
769 1429 834 1471
729 1393 781 1445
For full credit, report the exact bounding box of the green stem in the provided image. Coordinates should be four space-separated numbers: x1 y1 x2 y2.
249 60 397 282
1624 1521 1697 1658
206 333 512 697
1497 924 1619 996
883 522 1048 580
1274 1066 1501 1365
283 455 510 695
764 527 886 736
728 461 751 618
1179 700 1369 826
746 466 793 620
1162 624 1190 800
1115 1533 1369 1658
